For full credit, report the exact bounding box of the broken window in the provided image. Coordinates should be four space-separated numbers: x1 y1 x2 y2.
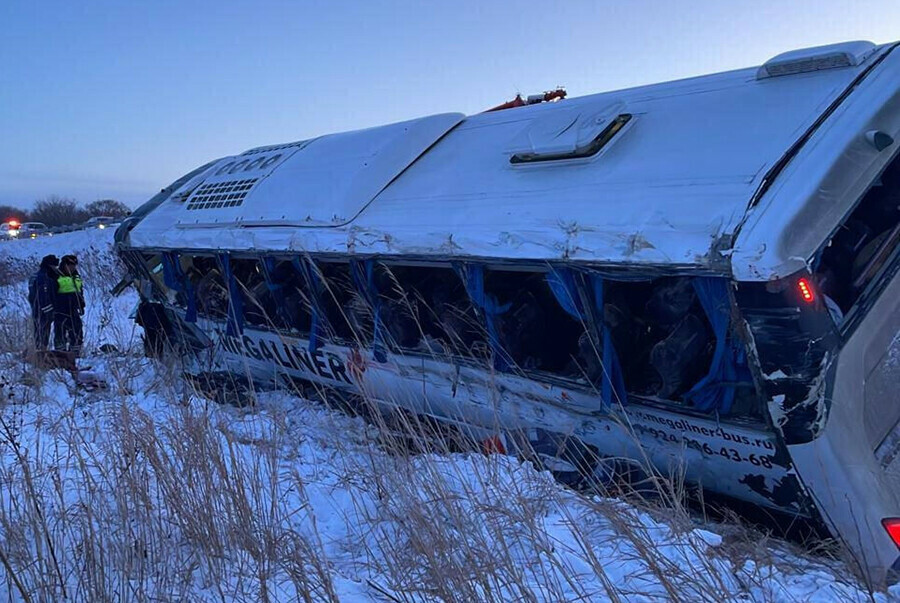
189 256 229 320
603 277 715 400
133 252 165 297
318 262 371 345
161 254 226 320
255 257 313 335
475 267 754 416
816 151 900 322
482 268 588 376
159 253 189 309
602 275 757 416
228 258 272 328
376 264 486 358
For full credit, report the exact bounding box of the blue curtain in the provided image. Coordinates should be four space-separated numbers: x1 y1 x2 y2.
218 253 244 337
453 262 511 371
545 268 626 407
292 257 324 352
589 275 627 407
684 277 750 414
350 259 386 362
545 267 586 319
161 252 197 323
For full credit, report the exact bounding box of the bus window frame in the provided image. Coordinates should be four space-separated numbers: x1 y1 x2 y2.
374 260 491 363
315 259 372 348
134 248 763 423
238 253 314 339
817 148 900 338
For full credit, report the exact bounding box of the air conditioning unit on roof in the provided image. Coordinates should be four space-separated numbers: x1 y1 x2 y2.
756 41 876 79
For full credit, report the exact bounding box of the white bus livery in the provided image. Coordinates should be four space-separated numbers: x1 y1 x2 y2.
116 40 900 584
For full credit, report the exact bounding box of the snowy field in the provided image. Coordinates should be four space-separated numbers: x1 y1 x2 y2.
0 230 897 602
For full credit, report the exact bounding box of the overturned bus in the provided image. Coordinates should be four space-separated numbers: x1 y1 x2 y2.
116 40 900 584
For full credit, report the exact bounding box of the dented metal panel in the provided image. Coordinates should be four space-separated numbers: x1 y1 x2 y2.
785 263 900 586
134 113 464 234
734 43 900 282
126 45 886 268
180 316 797 514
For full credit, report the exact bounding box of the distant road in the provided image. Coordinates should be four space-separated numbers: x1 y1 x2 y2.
2 227 115 263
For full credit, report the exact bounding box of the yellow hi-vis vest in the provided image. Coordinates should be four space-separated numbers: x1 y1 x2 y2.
57 275 83 294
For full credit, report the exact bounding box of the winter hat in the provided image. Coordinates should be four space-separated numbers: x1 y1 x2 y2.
40 254 59 268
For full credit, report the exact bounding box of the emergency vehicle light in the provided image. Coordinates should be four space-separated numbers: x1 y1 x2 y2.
797 278 815 304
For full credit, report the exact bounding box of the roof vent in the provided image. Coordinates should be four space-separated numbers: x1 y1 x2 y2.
756 41 876 80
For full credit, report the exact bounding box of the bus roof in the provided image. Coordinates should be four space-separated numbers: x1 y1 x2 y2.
126 41 899 276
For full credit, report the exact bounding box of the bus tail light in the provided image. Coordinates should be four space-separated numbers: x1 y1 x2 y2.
797 278 815 304
882 518 900 549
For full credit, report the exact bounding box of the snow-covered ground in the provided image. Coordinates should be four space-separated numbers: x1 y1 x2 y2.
0 230 897 602
0 227 115 263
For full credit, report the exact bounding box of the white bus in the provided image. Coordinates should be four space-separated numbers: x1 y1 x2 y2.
116 40 900 585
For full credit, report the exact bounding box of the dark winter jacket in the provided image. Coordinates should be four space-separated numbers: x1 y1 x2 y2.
54 273 85 318
28 267 58 322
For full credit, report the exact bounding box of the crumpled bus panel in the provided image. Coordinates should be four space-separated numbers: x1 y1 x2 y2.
172 314 806 516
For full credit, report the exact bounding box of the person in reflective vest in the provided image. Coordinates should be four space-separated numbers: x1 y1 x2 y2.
54 254 85 354
28 254 59 350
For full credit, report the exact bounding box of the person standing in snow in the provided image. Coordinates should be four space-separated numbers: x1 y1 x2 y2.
54 254 85 354
28 254 60 350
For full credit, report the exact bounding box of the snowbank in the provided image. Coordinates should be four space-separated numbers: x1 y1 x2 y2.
0 355 894 602
0 227 115 263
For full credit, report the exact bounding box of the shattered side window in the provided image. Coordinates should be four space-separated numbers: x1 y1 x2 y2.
816 151 900 324
229 258 271 328
163 253 200 311
471 267 757 417
604 278 714 400
378 264 487 359
190 256 229 320
318 262 371 346
138 252 165 296
260 258 313 335
482 268 589 377
606 276 758 417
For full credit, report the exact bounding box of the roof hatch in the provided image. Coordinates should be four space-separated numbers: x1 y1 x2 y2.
756 41 876 79
507 104 632 164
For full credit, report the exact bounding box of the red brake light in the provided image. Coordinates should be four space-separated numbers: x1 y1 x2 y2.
8 220 19 228
883 518 900 549
797 278 815 304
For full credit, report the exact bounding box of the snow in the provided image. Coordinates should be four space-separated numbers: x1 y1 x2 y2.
887 330 900 368
0 232 897 601
0 226 115 263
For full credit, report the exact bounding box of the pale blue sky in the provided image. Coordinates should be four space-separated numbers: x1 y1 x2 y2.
1 0 899 207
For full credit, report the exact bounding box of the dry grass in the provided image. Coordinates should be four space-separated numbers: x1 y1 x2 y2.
0 252 888 602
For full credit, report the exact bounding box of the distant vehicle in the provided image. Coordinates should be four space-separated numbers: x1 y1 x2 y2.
0 220 21 239
84 216 117 229
10 222 48 239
